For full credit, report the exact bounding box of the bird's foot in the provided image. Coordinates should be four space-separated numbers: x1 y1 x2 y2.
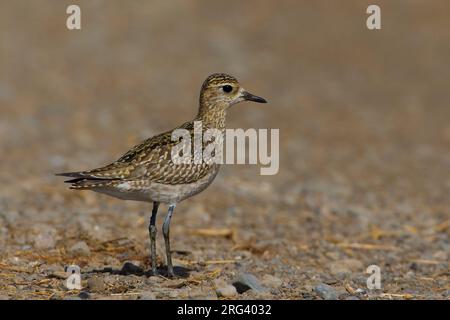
167 267 176 278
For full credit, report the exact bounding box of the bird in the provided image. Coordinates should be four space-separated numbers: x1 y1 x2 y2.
57 73 267 277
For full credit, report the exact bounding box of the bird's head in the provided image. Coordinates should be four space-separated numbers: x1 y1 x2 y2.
198 73 267 118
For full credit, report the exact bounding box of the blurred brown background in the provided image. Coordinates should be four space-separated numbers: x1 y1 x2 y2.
0 1 448 299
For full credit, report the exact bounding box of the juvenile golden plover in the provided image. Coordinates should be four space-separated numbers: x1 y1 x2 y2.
57 73 267 277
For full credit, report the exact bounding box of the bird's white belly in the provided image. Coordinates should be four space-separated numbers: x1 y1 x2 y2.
93 166 220 204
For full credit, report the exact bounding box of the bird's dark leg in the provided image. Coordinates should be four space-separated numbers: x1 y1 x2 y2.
149 201 159 275
162 204 176 277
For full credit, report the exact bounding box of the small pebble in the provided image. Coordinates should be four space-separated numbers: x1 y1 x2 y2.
406 271 415 278
87 276 105 292
68 241 91 256
261 275 283 289
34 228 57 249
120 262 144 275
314 284 338 300
216 284 238 298
78 291 90 300
232 273 267 293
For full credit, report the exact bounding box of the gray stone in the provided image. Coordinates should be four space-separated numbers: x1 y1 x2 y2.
232 273 267 293
120 261 144 275
78 291 90 299
261 275 283 289
68 241 91 256
314 284 338 300
33 226 57 249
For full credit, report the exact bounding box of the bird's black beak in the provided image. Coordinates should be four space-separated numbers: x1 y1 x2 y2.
242 91 267 103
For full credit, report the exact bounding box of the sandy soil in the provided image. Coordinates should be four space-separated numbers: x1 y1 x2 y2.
0 1 448 299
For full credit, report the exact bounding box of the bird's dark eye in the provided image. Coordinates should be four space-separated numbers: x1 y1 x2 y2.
222 85 233 93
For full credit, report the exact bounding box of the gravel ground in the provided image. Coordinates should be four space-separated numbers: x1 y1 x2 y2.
0 1 448 300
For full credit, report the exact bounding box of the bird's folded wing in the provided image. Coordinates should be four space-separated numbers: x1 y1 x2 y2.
57 121 215 185
56 130 174 180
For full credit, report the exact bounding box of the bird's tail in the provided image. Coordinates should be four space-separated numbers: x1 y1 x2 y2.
55 172 115 189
